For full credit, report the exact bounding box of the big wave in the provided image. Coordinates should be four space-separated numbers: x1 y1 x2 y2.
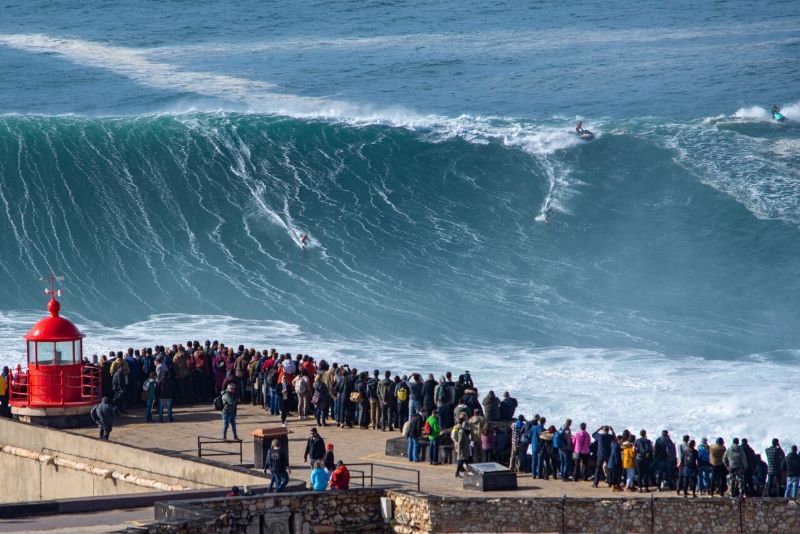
0 111 798 361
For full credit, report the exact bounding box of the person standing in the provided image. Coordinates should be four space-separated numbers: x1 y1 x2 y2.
221 383 240 441
622 435 636 491
141 371 157 423
304 428 326 467
406 409 423 462
265 439 290 493
634 429 653 493
422 374 437 416
499 391 518 421
572 422 591 482
368 370 381 430
709 437 727 497
377 371 395 431
408 374 423 420
593 426 615 487
509 415 526 472
680 440 700 497
426 408 442 465
454 422 472 478
529 416 545 478
723 438 748 497
783 445 800 499
697 438 712 494
557 419 574 481
312 373 331 427
90 397 114 440
764 438 786 497
395 376 410 430
607 435 623 491
158 374 175 423
323 443 335 471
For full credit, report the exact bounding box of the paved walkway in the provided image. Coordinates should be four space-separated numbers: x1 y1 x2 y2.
70 402 688 500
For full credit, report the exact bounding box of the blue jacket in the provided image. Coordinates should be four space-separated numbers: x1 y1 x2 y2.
529 423 544 450
608 441 622 470
593 431 614 461
310 467 330 491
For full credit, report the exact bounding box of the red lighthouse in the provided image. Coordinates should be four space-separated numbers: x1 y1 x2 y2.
10 275 100 427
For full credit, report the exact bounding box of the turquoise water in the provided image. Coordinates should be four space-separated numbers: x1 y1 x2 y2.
1 1 799 445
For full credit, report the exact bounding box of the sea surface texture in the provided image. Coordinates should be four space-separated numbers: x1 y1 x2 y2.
1 1 799 447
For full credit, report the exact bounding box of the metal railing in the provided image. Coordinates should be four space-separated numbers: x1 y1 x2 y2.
197 435 243 464
9 364 100 406
347 462 421 492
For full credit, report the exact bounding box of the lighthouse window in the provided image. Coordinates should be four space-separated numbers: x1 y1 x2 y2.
75 339 82 363
38 343 55 365
55 341 73 365
27 341 36 363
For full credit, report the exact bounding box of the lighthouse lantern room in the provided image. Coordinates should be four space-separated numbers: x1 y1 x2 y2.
10 275 100 427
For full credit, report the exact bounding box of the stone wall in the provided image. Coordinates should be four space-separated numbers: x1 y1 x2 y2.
387 491 800 533
125 488 386 534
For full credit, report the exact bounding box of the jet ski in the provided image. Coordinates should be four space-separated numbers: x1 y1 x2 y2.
571 129 595 141
773 112 785 122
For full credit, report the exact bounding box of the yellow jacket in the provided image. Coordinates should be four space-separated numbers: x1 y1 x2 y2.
622 442 635 469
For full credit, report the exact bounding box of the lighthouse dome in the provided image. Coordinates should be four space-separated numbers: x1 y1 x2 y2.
25 298 84 341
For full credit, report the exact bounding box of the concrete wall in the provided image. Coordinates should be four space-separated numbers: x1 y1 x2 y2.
0 418 264 503
387 491 800 533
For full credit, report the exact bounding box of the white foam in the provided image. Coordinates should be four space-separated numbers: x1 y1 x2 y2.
733 105 772 121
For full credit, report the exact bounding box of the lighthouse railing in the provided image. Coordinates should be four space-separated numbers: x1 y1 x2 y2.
80 365 101 402
10 364 100 406
9 367 29 405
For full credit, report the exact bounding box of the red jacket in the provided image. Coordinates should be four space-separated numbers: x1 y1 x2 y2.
329 465 350 490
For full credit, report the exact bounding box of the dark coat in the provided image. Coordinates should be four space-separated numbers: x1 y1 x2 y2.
91 397 114 428
407 413 423 439
422 379 437 411
409 380 423 402
304 435 326 461
783 451 800 477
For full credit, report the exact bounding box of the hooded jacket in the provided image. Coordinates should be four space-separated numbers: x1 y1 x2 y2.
481 392 501 421
91 397 114 429
723 443 748 472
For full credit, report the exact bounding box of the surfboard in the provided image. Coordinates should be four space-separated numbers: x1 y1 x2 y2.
773 112 785 122
570 130 595 141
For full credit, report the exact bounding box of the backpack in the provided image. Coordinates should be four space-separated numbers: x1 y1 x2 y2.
213 395 223 411
367 379 379 399
397 385 409 402
297 377 308 394
422 420 431 437
554 428 564 449
401 421 411 438
520 423 531 445
268 368 279 387
378 380 391 402
436 385 446 403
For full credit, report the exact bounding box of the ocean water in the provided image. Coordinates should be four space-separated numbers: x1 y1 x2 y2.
1 1 799 448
